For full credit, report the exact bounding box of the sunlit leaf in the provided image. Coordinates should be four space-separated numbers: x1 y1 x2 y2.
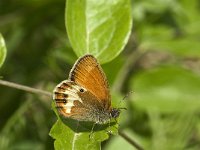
139 26 200 57
131 66 200 113
66 0 132 64
148 111 195 149
0 34 7 68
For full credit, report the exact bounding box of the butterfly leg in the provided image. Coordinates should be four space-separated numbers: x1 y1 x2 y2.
89 122 97 139
105 118 120 135
115 118 120 126
105 119 113 134
75 121 80 133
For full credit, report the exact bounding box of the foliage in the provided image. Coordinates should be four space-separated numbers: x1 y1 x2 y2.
50 0 131 149
0 0 200 149
0 34 7 68
66 0 132 64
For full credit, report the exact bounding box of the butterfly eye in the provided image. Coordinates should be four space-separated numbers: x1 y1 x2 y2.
79 88 84 93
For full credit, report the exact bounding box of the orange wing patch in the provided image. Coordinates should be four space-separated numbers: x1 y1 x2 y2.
69 55 111 109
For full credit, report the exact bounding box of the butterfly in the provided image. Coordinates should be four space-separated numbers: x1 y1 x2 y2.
53 54 120 124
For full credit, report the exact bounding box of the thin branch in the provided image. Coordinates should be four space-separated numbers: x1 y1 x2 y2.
0 79 52 97
119 131 144 150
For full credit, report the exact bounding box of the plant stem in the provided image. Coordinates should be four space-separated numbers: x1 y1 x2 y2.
0 79 52 97
119 131 144 150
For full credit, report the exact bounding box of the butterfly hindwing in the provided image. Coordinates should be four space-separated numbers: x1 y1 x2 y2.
53 80 82 117
53 80 105 122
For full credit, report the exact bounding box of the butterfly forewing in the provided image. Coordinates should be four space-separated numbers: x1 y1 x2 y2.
69 55 111 110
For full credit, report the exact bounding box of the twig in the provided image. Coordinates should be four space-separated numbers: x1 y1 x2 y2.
119 131 144 150
0 79 52 97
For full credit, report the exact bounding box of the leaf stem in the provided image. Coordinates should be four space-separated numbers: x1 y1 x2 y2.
0 79 52 97
119 131 144 150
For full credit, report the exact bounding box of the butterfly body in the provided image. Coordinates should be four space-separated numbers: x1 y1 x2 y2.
53 55 120 124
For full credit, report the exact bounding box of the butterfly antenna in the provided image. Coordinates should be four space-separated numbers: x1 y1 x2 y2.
123 91 134 101
118 91 134 109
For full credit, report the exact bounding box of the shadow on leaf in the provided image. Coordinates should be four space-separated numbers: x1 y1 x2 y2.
60 116 117 133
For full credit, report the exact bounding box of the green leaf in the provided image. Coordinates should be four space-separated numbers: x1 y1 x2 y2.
49 102 119 150
0 34 7 68
131 66 200 113
148 111 195 150
66 0 132 64
177 0 200 25
139 26 200 58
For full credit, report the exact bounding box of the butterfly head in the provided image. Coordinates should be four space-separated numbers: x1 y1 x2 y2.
110 108 120 119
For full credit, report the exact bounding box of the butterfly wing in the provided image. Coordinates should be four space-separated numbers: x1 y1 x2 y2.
69 55 111 110
53 80 108 122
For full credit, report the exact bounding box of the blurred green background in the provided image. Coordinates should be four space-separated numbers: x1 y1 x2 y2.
0 0 200 149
